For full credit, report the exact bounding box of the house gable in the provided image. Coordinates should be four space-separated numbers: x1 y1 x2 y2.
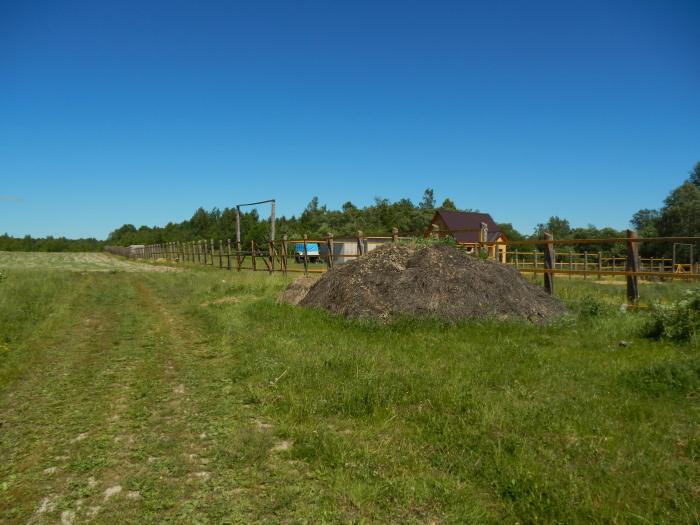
428 210 506 244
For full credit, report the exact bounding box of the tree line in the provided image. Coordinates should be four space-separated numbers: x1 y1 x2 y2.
2 163 697 257
0 234 104 252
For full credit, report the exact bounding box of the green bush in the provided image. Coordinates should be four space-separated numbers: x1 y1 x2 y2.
576 294 610 318
410 235 457 248
643 288 700 343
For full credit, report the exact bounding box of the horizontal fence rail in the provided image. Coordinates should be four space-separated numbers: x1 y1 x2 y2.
105 225 699 305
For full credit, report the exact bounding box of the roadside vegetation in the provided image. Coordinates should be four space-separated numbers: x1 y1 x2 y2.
0 253 698 523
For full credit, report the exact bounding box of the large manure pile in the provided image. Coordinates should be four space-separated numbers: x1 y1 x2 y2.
287 244 566 323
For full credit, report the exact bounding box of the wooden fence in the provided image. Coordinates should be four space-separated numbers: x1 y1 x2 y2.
105 227 699 304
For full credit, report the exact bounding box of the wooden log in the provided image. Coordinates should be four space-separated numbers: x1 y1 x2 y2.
281 234 288 276
303 234 309 276
251 240 257 271
544 233 555 295
626 229 640 303
268 240 274 275
326 232 334 269
532 250 537 281
480 222 491 257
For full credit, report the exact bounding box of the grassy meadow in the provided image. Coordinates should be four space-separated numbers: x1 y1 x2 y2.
0 252 698 524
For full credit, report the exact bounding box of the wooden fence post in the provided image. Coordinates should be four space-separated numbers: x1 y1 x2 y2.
227 239 232 270
302 234 309 276
569 251 573 279
218 239 223 268
626 230 640 303
357 230 365 256
584 251 588 279
236 239 242 271
210 239 215 265
391 227 398 244
281 234 288 276
544 233 555 295
268 239 274 275
597 252 602 280
326 232 334 269
251 240 257 271
515 249 519 269
533 250 538 281
480 222 488 257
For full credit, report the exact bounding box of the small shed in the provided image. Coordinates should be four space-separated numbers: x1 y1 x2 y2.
427 210 507 262
319 237 390 264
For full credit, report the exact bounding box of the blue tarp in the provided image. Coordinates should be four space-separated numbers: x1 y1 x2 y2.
294 242 319 254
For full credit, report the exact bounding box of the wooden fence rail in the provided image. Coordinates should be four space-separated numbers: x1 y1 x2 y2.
105 229 700 305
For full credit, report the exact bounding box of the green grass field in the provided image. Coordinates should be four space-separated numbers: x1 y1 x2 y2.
0 252 698 523
0 251 182 272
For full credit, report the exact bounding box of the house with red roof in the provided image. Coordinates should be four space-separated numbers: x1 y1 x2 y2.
427 210 507 262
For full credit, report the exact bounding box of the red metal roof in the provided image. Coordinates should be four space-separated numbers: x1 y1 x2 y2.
430 210 504 243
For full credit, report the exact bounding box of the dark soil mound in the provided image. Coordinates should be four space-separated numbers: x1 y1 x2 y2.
296 244 566 323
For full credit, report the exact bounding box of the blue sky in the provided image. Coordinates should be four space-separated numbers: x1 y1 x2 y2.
1 0 699 239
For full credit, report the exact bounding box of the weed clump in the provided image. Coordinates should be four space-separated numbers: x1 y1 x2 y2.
623 359 700 396
575 294 612 318
643 289 700 344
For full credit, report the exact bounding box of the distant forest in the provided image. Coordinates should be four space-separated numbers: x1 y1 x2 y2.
0 234 104 253
2 163 697 257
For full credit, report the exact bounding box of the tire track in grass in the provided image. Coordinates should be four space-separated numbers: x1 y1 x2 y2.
1 272 211 523
0 273 139 523
135 273 343 523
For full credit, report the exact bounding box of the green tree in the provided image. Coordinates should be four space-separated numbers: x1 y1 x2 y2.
534 216 571 239
440 198 457 210
689 161 700 188
420 188 435 209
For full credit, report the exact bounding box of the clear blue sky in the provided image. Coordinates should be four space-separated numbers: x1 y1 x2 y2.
1 0 699 239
